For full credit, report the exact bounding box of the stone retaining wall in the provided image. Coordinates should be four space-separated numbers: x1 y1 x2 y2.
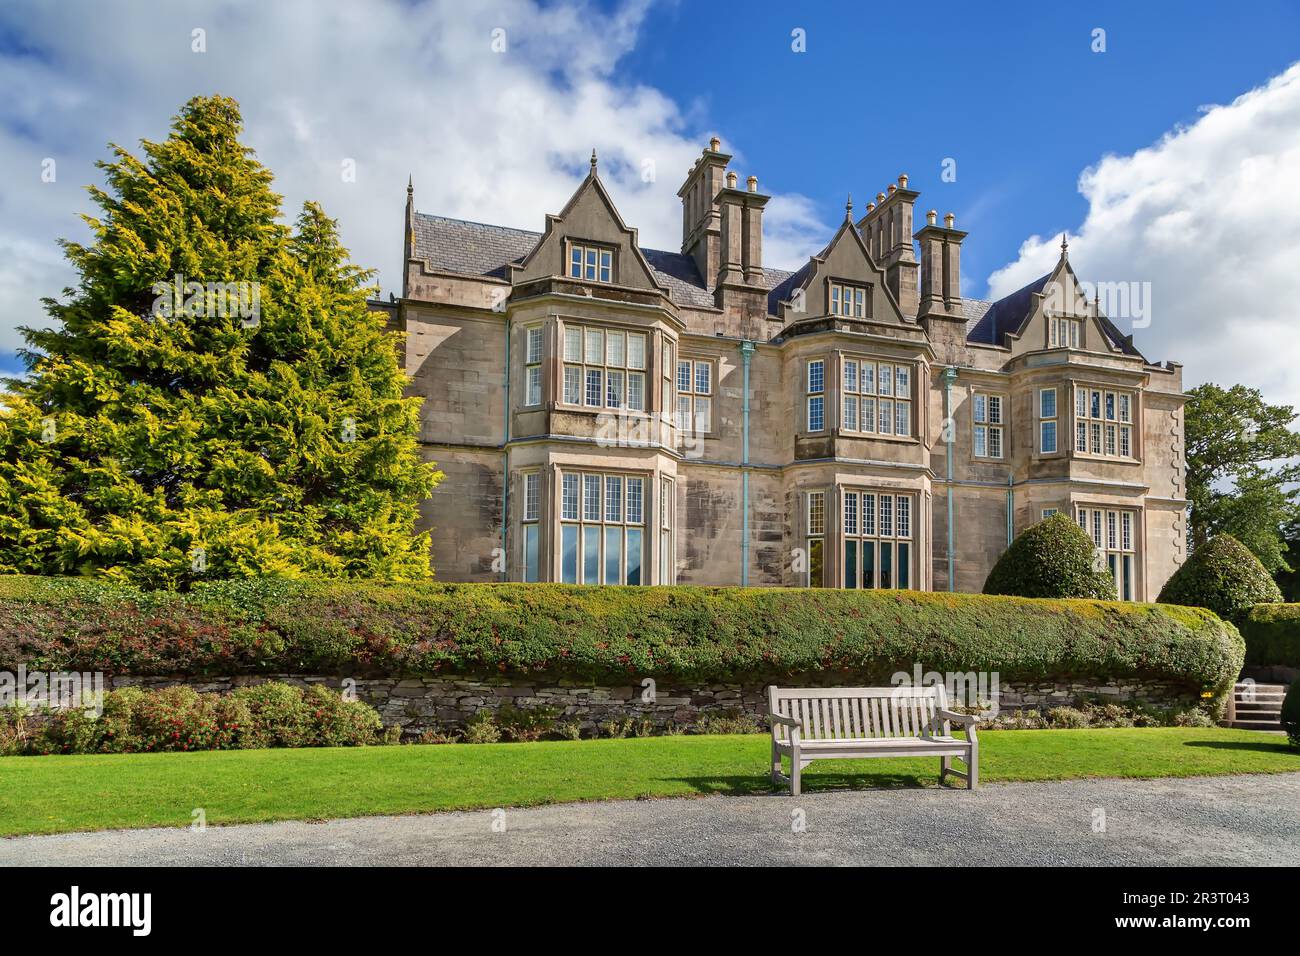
110 673 1208 738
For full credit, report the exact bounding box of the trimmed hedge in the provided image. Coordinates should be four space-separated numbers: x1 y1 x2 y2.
983 513 1116 600
1158 534 1281 624
0 577 1243 700
1240 604 1300 668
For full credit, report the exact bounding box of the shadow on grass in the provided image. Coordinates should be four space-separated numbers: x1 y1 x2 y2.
1183 740 1298 755
668 772 936 796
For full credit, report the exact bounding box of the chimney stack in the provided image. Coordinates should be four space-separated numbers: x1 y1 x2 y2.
857 173 919 317
915 209 967 321
677 138 731 287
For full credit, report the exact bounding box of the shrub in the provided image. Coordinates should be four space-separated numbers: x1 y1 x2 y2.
462 711 501 744
695 708 760 735
495 703 558 742
554 719 583 741
1 681 382 755
1240 604 1300 668
598 717 633 739
1158 534 1281 624
1282 682 1300 751
983 513 1117 600
0 579 1243 712
301 684 382 747
1045 706 1089 728
233 683 314 748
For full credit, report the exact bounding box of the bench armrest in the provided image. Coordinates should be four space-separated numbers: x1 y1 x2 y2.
768 712 802 730
938 708 981 727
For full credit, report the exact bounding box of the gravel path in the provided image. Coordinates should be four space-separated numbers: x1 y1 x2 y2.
5 773 1299 866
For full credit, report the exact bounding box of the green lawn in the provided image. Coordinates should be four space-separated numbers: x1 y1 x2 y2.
1 727 1295 838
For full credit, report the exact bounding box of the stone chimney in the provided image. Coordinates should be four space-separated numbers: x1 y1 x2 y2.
716 172 768 289
677 138 731 288
857 174 919 317
915 209 967 322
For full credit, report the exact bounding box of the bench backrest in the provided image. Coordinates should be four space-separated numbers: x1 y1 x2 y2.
768 685 949 742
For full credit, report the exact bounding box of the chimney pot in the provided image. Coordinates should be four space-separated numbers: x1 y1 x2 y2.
887 184 897 195
746 175 757 193
867 202 875 212
926 209 937 225
944 212 955 229
898 173 908 188
709 136 721 152
726 171 738 189
877 192 886 204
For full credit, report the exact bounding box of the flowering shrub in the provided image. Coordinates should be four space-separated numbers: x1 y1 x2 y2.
5 681 383 755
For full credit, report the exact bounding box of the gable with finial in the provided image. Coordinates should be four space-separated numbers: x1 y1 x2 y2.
772 196 908 326
510 150 665 293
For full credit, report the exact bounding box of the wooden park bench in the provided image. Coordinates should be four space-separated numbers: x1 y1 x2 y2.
767 684 981 795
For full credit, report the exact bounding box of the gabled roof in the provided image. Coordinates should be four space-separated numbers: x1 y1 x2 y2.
966 274 1050 346
965 271 1145 358
413 212 799 311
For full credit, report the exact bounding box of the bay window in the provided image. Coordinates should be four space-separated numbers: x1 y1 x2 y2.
561 324 646 411
560 471 644 585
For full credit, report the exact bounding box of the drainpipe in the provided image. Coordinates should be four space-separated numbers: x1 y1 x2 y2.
740 340 755 588
941 366 958 592
501 316 511 582
1006 474 1014 546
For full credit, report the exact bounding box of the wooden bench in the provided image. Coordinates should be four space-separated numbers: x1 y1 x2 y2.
767 685 981 795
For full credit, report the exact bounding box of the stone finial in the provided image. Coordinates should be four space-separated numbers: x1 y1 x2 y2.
927 209 937 225
406 174 413 198
590 148 598 171
845 193 853 221
944 212 955 229
746 175 757 193
726 171 738 189
1060 231 1069 259
898 173 909 188
709 136 721 152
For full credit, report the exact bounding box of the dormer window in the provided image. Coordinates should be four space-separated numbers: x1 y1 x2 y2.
569 242 613 283
1049 316 1081 349
829 281 869 318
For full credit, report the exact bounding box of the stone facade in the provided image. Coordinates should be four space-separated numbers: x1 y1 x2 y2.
382 138 1187 598
111 673 1207 738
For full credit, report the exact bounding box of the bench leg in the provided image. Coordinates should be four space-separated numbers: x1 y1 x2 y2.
790 751 802 797
940 755 950 784
771 736 782 785
967 743 978 790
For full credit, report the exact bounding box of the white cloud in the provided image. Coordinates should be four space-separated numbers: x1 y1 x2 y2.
987 62 1300 411
0 0 828 355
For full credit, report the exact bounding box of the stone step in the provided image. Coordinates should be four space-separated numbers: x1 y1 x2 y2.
1229 718 1283 728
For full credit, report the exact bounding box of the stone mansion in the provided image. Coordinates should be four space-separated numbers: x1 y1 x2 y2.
376 138 1187 597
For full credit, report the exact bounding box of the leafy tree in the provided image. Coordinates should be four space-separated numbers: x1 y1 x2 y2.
983 513 1117 600
1184 383 1300 573
0 95 441 588
1157 533 1281 624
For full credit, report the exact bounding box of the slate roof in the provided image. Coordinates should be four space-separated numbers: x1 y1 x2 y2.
411 213 1145 358
965 272 1143 357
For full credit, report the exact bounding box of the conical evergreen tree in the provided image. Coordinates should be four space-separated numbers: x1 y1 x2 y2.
0 95 441 588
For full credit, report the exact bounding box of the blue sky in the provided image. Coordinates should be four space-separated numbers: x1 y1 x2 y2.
1 0 1299 407
619 0 1300 297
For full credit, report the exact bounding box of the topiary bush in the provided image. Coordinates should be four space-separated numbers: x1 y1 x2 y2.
1158 534 1282 624
983 513 1117 600
1282 682 1300 751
